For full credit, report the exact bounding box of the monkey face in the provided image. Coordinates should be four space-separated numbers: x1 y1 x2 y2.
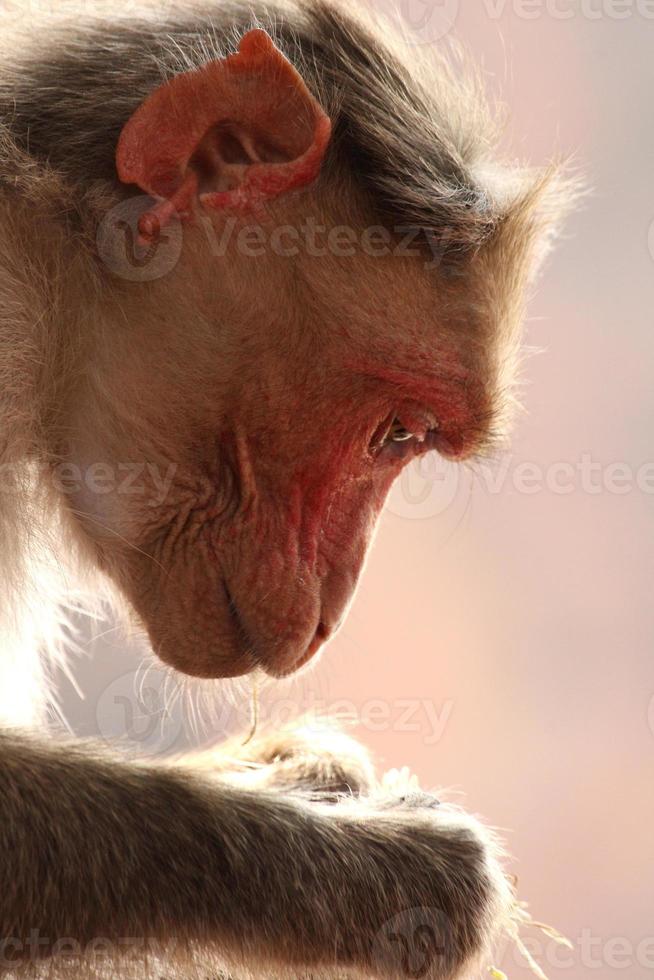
62 216 502 680
54 26 555 681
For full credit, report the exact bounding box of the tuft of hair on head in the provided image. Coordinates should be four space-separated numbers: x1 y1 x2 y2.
0 0 580 260
467 160 582 447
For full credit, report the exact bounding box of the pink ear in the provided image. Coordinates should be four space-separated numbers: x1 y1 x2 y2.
116 29 332 242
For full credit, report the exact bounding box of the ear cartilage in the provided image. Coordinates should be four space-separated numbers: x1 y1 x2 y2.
117 29 332 239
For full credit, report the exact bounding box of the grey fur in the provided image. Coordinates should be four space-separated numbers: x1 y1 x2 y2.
0 3 558 976
0 724 512 978
0 1 497 262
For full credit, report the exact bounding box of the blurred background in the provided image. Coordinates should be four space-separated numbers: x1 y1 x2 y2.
53 3 653 978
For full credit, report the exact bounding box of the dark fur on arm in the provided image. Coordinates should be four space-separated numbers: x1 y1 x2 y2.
0 729 511 978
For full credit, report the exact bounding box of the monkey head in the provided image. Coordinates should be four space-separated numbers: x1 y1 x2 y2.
61 26 562 680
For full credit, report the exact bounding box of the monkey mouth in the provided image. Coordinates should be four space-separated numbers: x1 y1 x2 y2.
223 581 256 656
224 581 331 678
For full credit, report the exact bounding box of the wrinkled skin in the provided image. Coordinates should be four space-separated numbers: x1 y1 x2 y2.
66 190 493 679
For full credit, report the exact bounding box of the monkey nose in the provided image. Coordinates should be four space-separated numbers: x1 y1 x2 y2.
298 621 330 667
262 620 331 678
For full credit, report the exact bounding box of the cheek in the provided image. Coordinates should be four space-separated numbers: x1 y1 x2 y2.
61 452 228 564
300 467 394 591
62 468 129 541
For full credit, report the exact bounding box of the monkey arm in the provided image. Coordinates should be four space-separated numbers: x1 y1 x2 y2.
0 730 512 978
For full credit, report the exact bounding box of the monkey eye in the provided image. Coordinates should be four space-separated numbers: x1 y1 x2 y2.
375 414 440 457
387 418 415 443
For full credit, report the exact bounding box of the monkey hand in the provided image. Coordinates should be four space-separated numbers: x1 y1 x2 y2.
315 791 514 979
0 729 515 980
177 723 514 979
179 716 377 800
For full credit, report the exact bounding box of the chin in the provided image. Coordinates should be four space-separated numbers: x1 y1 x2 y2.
149 630 258 680
142 599 333 681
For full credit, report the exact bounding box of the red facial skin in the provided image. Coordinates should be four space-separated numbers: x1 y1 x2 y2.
70 307 490 680
100 32 494 681
347 361 488 460
123 359 484 681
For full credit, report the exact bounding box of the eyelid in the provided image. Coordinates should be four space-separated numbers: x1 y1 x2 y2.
395 406 440 441
388 419 414 442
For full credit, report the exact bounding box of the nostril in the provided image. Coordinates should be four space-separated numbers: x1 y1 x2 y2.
306 621 328 658
292 621 330 673
261 620 334 679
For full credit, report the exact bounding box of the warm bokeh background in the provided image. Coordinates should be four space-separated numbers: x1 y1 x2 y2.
56 4 653 978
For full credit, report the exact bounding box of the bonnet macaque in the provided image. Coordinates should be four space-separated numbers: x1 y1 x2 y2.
0 0 569 977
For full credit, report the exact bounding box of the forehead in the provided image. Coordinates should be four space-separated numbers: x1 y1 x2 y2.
303 231 484 356
297 196 536 457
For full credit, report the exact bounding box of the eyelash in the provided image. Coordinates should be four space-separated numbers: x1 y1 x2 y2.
384 415 440 446
386 419 414 443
